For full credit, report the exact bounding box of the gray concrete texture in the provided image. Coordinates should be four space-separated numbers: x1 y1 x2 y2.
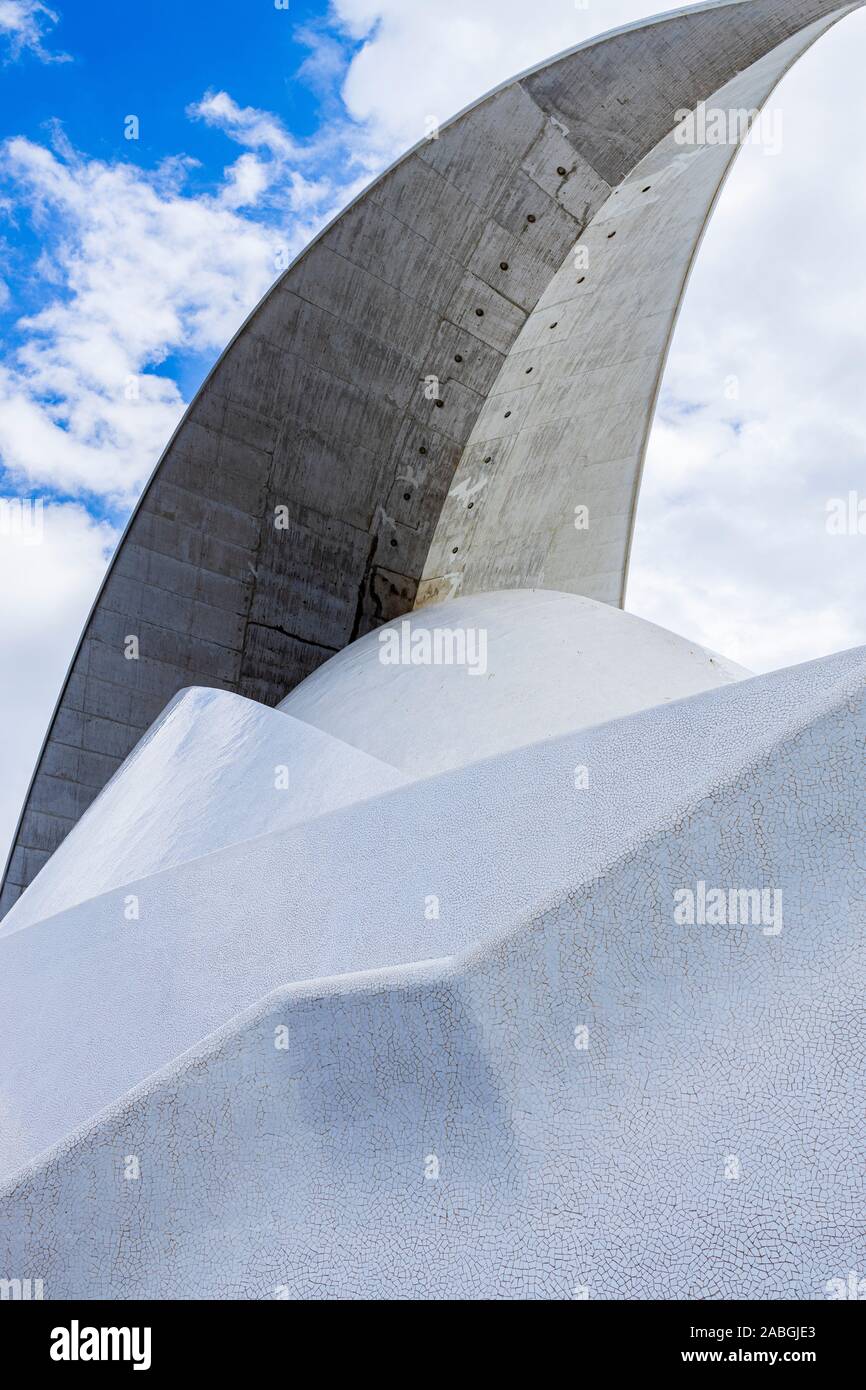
1 0 861 916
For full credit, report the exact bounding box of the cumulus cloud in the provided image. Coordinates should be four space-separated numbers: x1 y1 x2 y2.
187 91 346 213
0 126 352 504
0 0 68 63
187 91 298 161
627 10 866 671
333 0 656 155
0 18 381 865
0 502 117 871
0 139 267 502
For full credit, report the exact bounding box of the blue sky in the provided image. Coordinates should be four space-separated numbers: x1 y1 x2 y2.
0 1 346 188
0 0 378 522
1 0 866 868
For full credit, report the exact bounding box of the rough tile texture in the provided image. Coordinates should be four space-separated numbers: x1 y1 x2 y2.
0 642 863 1296
1 0 863 1303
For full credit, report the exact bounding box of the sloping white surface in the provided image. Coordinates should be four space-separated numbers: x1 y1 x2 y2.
0 643 860 1181
5 592 745 937
279 589 749 775
1 687 407 935
0 641 863 1298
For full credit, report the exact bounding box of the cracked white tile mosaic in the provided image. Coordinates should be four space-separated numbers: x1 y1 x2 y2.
1 0 864 1301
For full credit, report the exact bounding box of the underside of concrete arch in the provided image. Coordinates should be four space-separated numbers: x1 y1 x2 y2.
2 0 863 916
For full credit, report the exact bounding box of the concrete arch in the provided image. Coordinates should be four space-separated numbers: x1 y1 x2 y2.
2 0 862 916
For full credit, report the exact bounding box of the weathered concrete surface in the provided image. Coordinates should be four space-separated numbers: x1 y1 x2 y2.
418 24 838 605
2 0 862 914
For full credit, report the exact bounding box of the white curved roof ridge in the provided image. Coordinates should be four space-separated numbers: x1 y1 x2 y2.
3 0 861 916
279 589 752 776
4 589 745 931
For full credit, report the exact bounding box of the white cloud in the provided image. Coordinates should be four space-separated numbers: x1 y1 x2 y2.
0 130 349 504
627 10 866 671
188 92 348 213
0 45 383 870
293 25 351 99
187 91 298 161
219 152 271 211
0 503 118 870
334 0 663 154
0 0 68 63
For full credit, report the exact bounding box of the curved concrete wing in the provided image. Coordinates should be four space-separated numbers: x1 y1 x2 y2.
2 0 863 915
